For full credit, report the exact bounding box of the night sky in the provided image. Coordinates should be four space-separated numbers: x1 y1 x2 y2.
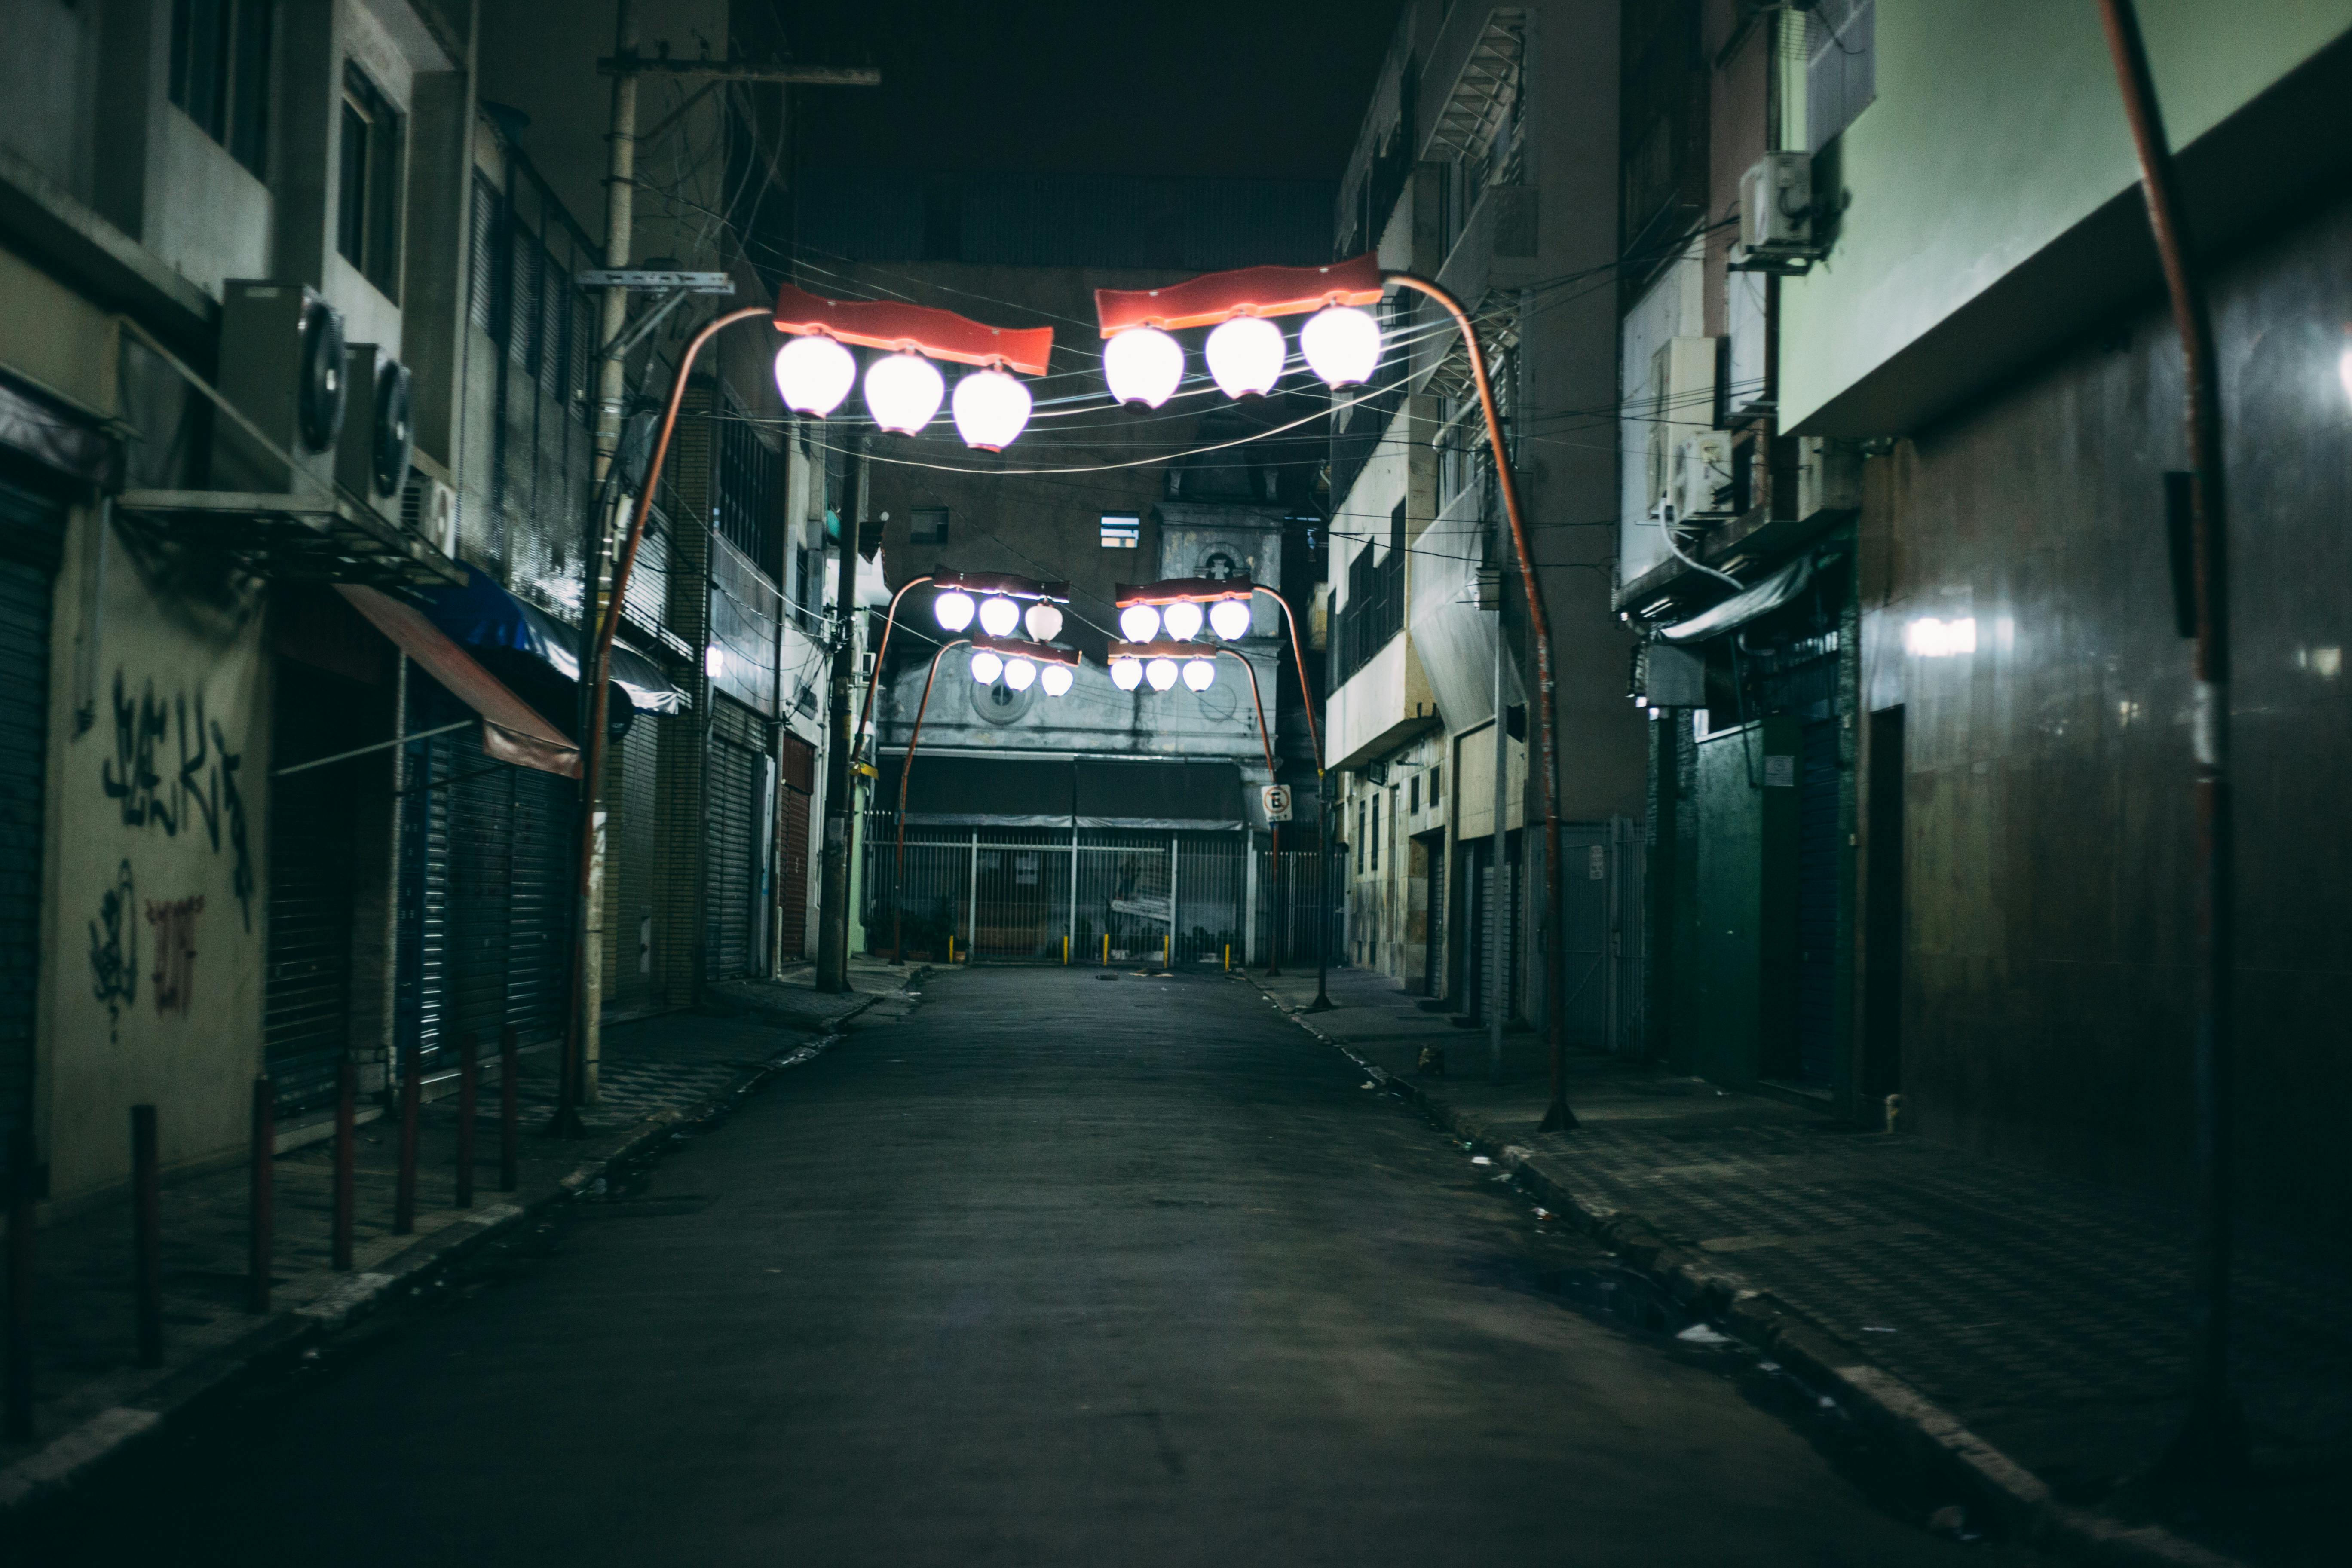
781 1 1406 180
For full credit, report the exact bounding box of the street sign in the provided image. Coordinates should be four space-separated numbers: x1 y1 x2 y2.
1262 784 1292 822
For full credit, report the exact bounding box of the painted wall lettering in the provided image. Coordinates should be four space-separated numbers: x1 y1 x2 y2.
101 672 254 928
145 896 205 1016
89 858 138 1038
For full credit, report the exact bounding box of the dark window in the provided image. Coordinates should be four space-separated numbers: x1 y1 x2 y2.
467 176 499 333
1356 799 1366 874
1409 774 1420 815
169 0 271 178
1807 0 1877 153
715 410 783 576
908 507 949 546
1431 763 1442 808
337 64 404 297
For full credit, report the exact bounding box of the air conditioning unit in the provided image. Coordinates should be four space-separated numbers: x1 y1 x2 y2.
1672 432 1735 521
1731 152 1819 272
337 344 415 514
213 281 348 494
1795 435 1862 520
400 470 459 558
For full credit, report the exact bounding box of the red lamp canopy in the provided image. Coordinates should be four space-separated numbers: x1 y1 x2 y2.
1094 254 1384 336
1115 576 1257 605
772 283 1054 375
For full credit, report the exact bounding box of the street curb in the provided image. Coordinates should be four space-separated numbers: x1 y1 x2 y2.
0 986 899 1524
1265 989 2248 1568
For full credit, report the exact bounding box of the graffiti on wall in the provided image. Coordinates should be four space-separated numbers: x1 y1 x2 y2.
89 859 137 1038
146 896 205 1016
101 672 253 929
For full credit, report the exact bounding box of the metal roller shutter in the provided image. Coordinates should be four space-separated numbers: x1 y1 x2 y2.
705 733 758 981
506 761 574 1042
608 712 661 1010
1795 718 1841 1088
0 473 61 1158
263 663 368 1112
776 733 813 962
443 735 514 1058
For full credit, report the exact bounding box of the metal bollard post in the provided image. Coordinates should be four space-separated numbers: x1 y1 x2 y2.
499 1027 519 1193
393 1044 420 1235
6 1134 34 1442
455 1032 478 1209
248 1077 273 1314
332 1059 355 1271
131 1106 161 1367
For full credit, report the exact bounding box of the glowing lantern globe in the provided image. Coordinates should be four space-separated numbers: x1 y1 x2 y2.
1182 658 1216 691
977 595 1020 637
864 352 944 434
970 649 1004 684
1209 599 1252 640
1110 657 1144 691
1039 662 1074 697
773 334 856 417
1003 657 1037 692
1023 602 1063 642
1103 327 1184 408
1205 316 1285 398
1162 600 1204 641
1145 657 1180 692
934 590 976 631
1300 306 1381 389
951 368 1032 450
1118 604 1162 642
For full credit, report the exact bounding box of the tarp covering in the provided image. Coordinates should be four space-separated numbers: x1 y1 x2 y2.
420 563 687 714
1075 759 1241 830
336 585 581 778
873 755 1245 831
1657 554 1816 643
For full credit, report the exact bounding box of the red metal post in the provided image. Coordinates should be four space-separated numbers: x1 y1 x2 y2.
499 1026 519 1193
5 1133 33 1441
892 639 968 964
851 574 936 766
456 1032 478 1210
332 1058 355 1271
248 1077 273 1314
393 1045 420 1235
131 1106 161 1366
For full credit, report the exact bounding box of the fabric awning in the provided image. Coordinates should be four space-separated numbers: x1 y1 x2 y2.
1656 554 1816 644
336 585 581 778
420 563 687 714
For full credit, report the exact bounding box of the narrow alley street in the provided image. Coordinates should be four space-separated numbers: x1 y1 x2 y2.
28 971 2021 1567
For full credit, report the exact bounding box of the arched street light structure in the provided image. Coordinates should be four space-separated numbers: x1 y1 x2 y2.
853 568 1070 773
1097 254 1577 1132
1112 575 1326 982
890 636 1080 963
559 288 1050 1131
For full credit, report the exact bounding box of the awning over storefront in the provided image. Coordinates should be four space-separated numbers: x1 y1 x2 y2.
336 585 581 778
1075 759 1242 831
420 564 687 714
1655 553 1817 644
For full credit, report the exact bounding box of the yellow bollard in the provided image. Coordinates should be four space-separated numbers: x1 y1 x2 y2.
1223 944 1231 971
948 935 956 965
1162 934 1170 968
1063 935 1070 965
1102 933 1110 967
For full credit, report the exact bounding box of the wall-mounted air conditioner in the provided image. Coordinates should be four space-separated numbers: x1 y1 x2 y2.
400 470 458 558
1672 432 1735 522
1730 152 1822 273
213 281 348 494
1795 435 1862 521
337 344 415 515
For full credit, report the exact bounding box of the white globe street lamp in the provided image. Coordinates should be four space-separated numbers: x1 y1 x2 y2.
1205 316 1285 398
1002 656 1037 692
1162 600 1204 641
772 333 856 417
1023 602 1063 642
1118 603 1162 642
1300 305 1381 389
1039 662 1074 697
864 351 945 434
977 595 1021 637
934 589 976 632
1103 326 1184 408
951 368 1032 450
1209 598 1252 640
1145 656 1179 692
969 649 1004 684
1182 657 1217 691
1110 657 1144 691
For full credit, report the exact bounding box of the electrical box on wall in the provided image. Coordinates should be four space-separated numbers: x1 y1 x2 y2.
213 280 348 494
1731 152 1822 273
1796 436 1863 520
1672 432 1736 521
337 344 414 515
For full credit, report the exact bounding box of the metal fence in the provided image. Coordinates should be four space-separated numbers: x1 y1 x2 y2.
862 818 1333 968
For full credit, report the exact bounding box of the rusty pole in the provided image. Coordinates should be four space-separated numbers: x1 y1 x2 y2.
892 639 970 964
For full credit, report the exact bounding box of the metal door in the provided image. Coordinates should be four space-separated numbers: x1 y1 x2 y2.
504 759 574 1042
0 473 60 1157
775 733 814 961
705 733 759 980
1078 839 1170 962
972 836 1072 960
265 662 368 1112
1794 718 1840 1087
1557 824 1612 1051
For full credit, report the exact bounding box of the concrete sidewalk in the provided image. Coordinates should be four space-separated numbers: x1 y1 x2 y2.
0 961 904 1519
1256 966 2343 1568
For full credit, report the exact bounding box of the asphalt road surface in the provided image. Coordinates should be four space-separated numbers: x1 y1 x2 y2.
33 968 2040 1566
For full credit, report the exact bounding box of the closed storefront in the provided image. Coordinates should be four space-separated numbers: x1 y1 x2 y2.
704 696 770 983
263 660 374 1112
0 468 62 1159
776 731 814 962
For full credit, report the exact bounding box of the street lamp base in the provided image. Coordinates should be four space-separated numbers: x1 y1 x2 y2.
1304 992 1335 1013
1537 1097 1579 1134
546 1105 585 1139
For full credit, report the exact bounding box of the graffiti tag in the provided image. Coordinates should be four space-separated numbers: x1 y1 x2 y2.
89 859 138 1038
145 896 205 1016
101 673 253 928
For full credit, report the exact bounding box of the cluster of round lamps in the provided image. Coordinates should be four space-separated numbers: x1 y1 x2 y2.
773 337 1035 451
931 588 1074 697
1102 303 1381 407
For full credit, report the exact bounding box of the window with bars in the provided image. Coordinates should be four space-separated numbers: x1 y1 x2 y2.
714 405 783 576
169 0 271 178
337 63 403 298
